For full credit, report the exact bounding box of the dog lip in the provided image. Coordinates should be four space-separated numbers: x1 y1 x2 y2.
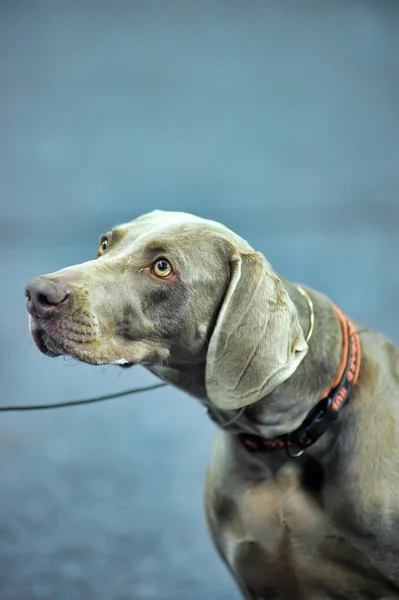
112 359 134 368
112 358 130 365
30 318 62 357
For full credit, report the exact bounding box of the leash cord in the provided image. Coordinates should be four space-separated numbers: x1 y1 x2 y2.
0 382 167 412
0 330 369 414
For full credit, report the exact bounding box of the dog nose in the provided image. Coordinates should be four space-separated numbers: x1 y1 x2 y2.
25 278 70 317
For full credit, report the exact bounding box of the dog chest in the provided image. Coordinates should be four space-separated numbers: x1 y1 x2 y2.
210 462 399 598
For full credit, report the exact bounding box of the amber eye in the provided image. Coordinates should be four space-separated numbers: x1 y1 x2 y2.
152 259 173 278
98 238 109 254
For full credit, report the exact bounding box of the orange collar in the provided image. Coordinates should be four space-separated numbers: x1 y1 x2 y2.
241 305 361 458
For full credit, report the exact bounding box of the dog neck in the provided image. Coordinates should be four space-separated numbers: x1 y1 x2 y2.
209 282 347 441
249 281 343 432
149 280 346 445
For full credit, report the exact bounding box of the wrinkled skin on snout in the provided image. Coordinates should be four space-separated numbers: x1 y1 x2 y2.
26 211 235 369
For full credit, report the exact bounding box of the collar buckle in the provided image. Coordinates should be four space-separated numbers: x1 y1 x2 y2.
284 395 338 457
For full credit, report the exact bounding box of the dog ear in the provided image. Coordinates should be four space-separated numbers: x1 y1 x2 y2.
205 252 308 410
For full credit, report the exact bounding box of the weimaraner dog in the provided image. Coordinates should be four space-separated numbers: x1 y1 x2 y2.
26 210 399 599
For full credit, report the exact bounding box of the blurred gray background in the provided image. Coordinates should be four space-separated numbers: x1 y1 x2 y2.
0 1 398 599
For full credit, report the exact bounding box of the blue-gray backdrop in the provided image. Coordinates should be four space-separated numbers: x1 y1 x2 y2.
1 1 398 599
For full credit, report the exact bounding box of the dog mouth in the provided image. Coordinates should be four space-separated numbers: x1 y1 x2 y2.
29 315 135 368
29 314 95 360
29 317 64 357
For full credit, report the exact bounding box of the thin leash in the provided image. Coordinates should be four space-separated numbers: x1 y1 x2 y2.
0 382 167 412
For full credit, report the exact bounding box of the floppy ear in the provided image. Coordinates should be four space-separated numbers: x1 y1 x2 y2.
205 252 308 410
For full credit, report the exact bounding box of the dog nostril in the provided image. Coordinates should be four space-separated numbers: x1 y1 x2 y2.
37 289 69 307
37 292 55 307
25 279 70 311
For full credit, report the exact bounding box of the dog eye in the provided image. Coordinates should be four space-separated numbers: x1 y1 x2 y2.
152 259 173 278
98 237 109 255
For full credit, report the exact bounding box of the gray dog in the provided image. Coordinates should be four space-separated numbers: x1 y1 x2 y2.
26 211 399 599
